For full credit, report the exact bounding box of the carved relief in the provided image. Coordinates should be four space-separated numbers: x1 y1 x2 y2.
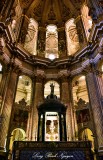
33 3 42 18
66 19 80 55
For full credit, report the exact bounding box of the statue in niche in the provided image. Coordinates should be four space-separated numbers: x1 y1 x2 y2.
50 83 55 94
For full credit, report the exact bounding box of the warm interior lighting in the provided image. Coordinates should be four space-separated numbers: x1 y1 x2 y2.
79 76 85 80
88 19 92 26
19 76 22 79
0 64 2 71
102 65 103 71
48 54 55 60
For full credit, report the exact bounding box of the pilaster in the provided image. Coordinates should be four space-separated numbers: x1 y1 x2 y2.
31 69 45 140
0 64 19 148
58 70 73 141
84 65 103 152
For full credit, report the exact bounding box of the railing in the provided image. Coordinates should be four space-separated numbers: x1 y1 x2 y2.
12 141 94 160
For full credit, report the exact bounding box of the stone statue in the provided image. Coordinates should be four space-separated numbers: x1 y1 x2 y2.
50 83 54 94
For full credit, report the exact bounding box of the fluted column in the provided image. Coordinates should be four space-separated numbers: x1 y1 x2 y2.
31 70 45 140
59 70 73 141
85 66 103 151
0 65 18 148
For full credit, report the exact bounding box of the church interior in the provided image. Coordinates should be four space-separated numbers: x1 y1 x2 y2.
0 0 103 160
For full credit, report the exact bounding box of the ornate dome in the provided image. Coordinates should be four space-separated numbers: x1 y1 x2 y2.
19 0 82 27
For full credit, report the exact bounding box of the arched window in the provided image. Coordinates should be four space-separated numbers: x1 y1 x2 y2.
81 4 92 40
72 75 89 105
44 80 60 98
15 75 32 105
45 25 58 60
9 128 26 152
24 18 38 55
65 19 80 55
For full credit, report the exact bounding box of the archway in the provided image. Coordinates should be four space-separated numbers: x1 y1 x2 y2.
9 128 26 158
80 128 94 151
44 80 60 98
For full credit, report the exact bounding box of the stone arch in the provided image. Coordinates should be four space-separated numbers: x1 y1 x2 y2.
44 80 60 98
72 75 89 105
45 24 58 60
15 75 32 105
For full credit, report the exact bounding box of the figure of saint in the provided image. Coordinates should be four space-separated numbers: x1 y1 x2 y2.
46 120 59 141
50 83 55 94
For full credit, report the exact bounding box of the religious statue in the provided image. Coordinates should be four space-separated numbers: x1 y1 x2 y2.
46 120 59 141
50 83 55 94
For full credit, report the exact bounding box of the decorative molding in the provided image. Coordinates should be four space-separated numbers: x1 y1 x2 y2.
14 98 30 111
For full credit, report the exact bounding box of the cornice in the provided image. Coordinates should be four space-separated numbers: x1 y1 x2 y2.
0 21 103 78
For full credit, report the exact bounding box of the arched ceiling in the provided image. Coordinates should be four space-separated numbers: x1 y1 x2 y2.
19 0 85 27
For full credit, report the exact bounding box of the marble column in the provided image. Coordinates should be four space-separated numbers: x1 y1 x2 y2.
0 65 18 148
26 77 35 140
85 67 103 151
59 71 73 141
31 71 45 140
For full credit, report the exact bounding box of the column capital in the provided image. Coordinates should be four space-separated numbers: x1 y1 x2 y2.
82 63 96 75
35 69 46 83
95 70 103 77
58 69 70 82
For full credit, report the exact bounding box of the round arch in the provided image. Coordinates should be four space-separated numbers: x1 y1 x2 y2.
15 75 32 105
44 80 60 98
9 128 26 151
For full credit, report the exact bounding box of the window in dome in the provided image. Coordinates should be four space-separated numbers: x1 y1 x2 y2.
81 4 92 40
24 18 38 55
45 25 58 60
65 19 80 55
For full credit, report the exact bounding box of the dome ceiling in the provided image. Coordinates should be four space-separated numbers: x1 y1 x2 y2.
19 0 85 26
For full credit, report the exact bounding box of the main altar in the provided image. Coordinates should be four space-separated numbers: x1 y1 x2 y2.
12 84 94 160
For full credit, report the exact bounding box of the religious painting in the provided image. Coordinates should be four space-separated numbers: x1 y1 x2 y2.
76 109 90 124
45 112 59 141
13 109 28 128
